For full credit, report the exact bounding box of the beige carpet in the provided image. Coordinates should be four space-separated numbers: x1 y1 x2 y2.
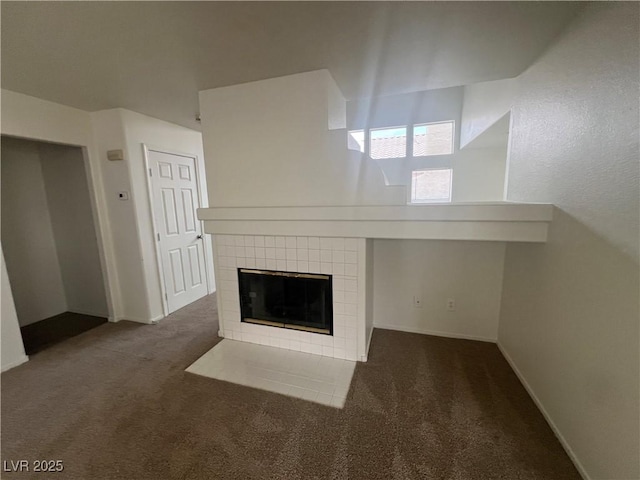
1 294 580 479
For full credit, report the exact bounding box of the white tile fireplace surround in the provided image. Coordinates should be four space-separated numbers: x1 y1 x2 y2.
214 234 370 362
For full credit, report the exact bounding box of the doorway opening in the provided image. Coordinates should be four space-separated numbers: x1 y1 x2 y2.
1 136 109 354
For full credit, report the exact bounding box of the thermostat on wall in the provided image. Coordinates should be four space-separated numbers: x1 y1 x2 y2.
117 191 130 201
107 149 125 161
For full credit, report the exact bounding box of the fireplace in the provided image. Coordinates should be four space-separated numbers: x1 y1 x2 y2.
212 234 368 361
238 269 333 335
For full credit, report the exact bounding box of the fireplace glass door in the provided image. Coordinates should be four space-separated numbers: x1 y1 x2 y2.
238 269 333 335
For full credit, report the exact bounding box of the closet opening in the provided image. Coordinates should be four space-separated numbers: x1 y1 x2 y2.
1 136 109 354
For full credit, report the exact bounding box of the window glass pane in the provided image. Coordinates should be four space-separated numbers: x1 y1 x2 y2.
370 127 407 159
411 169 452 203
347 130 365 153
413 122 454 156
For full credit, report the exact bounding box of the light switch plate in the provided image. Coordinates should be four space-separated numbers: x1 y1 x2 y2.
107 149 125 161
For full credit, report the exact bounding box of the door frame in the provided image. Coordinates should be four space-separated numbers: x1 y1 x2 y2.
142 144 213 316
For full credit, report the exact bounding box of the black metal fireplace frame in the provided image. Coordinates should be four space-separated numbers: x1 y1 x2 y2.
238 268 333 335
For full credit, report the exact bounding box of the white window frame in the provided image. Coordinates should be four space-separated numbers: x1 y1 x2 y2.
412 120 455 157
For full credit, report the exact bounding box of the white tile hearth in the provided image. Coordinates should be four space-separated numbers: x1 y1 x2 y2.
186 339 356 408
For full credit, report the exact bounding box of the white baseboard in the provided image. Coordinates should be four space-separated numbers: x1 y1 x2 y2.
497 342 590 480
361 326 374 362
1 354 29 372
113 316 155 325
67 308 109 318
373 323 496 343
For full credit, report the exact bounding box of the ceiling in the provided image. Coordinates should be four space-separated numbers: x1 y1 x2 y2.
1 2 583 130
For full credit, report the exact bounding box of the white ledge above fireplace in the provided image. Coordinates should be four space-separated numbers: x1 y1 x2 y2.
197 202 553 243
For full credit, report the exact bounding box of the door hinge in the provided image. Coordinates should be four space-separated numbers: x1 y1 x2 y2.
165 293 168 301
157 233 160 241
149 168 152 176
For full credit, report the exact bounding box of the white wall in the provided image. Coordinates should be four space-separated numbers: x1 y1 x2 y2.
349 88 464 191
199 70 506 207
1 89 95 147
460 78 515 148
498 4 639 479
452 147 506 202
348 87 506 201
373 240 505 341
364 239 374 350
347 87 463 132
1 91 211 327
1 247 28 371
1 137 109 324
199 70 406 208
1 137 68 325
373 145 506 202
40 143 109 318
1 90 119 324
91 108 213 323
118 109 215 320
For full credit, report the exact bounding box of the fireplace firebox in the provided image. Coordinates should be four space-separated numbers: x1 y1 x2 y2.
238 269 333 335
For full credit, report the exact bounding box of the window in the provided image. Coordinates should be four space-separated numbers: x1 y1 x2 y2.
411 168 452 203
370 127 407 159
413 121 454 156
347 121 454 158
347 130 365 153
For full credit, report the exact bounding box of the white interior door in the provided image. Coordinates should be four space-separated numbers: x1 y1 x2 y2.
148 150 208 313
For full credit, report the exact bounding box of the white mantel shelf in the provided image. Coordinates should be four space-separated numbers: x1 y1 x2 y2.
197 203 554 243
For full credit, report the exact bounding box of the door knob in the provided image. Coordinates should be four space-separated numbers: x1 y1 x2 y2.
197 234 203 239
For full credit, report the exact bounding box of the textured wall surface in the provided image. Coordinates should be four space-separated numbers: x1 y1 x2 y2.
499 4 639 479
505 4 639 262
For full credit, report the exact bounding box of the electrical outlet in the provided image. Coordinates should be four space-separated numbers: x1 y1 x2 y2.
446 298 456 311
413 296 423 308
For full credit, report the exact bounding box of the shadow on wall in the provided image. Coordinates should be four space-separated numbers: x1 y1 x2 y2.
499 207 640 479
